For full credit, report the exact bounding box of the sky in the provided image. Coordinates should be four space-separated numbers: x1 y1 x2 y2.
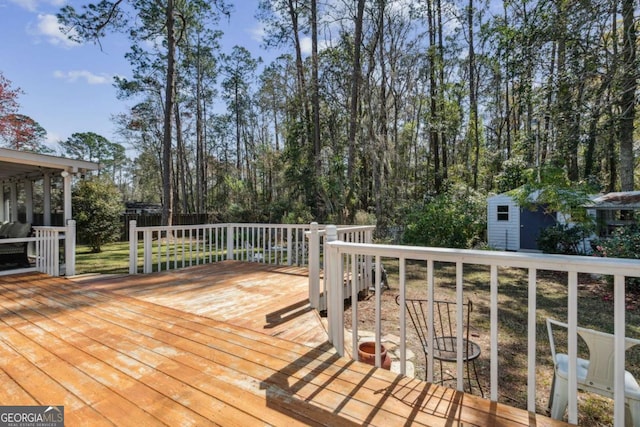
0 0 272 153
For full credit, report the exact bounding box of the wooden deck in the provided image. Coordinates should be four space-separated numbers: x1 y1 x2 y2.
0 261 568 426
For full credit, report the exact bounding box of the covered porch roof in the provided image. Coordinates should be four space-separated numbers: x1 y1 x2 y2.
0 147 99 180
0 147 100 225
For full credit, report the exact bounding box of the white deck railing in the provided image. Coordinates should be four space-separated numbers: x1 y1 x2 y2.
128 221 376 310
323 225 640 427
0 220 76 277
306 222 376 310
128 221 315 274
33 221 76 277
127 221 349 273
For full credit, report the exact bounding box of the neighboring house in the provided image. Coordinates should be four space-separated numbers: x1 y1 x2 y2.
487 191 558 251
125 201 163 214
587 191 640 237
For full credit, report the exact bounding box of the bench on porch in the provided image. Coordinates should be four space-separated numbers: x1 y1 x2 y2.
0 221 32 267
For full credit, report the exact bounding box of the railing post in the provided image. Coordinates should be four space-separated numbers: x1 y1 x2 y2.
613 274 626 427
143 229 152 274
325 225 344 355
129 220 138 274
364 228 372 292
287 227 293 266
53 228 60 277
308 222 319 309
226 224 234 261
65 220 76 276
34 228 42 273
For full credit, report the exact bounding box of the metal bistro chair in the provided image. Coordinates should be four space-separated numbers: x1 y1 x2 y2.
397 296 483 396
546 318 640 426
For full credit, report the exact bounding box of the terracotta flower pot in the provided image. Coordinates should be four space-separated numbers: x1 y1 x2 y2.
357 341 391 370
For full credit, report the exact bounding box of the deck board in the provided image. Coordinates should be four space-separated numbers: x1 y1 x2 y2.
78 261 327 347
0 262 568 426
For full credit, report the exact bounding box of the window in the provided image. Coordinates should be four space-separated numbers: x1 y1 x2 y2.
497 205 509 221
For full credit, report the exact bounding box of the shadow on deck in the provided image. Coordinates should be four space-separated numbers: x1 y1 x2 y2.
0 261 568 426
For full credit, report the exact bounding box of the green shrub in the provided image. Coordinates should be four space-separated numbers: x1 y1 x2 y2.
402 187 486 249
73 177 123 253
593 225 640 260
592 225 640 289
537 223 593 255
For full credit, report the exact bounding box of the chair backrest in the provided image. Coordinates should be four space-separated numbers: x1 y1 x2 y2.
547 318 640 392
397 297 473 353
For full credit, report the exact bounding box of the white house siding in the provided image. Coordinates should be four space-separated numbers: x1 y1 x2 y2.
487 194 520 250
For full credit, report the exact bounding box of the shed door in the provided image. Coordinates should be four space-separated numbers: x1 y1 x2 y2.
520 206 556 250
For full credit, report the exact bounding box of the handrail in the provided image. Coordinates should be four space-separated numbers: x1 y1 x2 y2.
305 223 376 309
128 222 319 274
128 221 376 310
324 229 640 427
29 220 75 277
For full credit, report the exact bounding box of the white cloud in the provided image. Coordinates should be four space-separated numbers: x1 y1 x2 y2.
249 23 266 43
44 130 62 146
53 70 112 85
10 0 39 12
299 36 331 57
300 36 312 56
11 0 66 12
28 13 80 48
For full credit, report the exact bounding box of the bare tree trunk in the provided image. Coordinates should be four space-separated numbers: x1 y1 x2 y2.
503 3 512 158
543 42 556 167
427 0 441 193
608 97 617 192
347 0 365 218
174 101 191 213
161 0 175 227
619 0 636 191
234 78 242 173
272 91 280 151
376 0 388 224
287 0 311 134
195 35 205 214
311 0 321 175
469 0 479 189
436 0 447 181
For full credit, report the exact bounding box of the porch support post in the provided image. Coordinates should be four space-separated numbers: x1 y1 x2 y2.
9 181 17 222
0 182 5 222
43 173 51 226
61 171 72 224
24 178 33 224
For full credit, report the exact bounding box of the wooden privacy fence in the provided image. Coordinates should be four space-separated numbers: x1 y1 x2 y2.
120 213 221 241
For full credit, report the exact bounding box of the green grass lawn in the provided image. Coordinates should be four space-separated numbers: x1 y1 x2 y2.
75 240 261 275
75 241 131 275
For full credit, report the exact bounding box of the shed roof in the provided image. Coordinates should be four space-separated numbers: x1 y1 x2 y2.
0 147 100 181
588 191 640 209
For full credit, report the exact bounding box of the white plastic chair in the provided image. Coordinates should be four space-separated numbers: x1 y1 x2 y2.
546 318 640 426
